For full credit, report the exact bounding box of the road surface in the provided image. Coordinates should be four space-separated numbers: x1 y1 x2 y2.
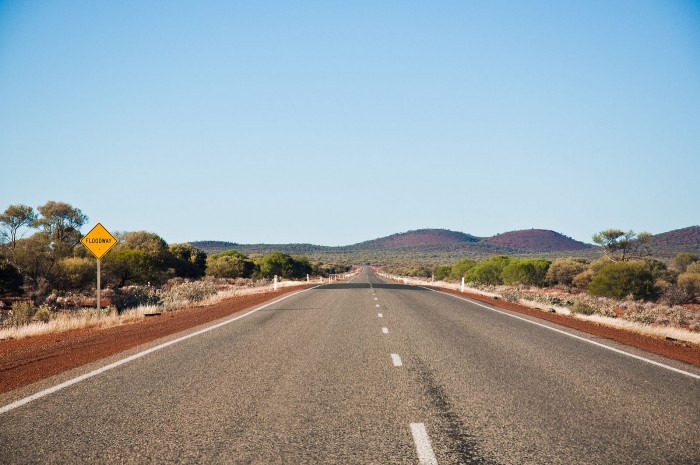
1 268 698 464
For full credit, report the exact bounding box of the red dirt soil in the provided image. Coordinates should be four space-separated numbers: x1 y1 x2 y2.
0 286 310 394
432 287 700 367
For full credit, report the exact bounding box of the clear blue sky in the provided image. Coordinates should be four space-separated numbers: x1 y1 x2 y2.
1 1 699 246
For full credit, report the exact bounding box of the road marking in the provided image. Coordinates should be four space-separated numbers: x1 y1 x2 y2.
374 297 378 300
410 423 438 465
423 287 700 380
0 286 322 415
378 313 383 318
376 304 381 307
391 353 403 367
382 327 389 334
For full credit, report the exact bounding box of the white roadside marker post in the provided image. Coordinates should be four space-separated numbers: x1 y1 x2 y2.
274 275 278 290
461 276 465 293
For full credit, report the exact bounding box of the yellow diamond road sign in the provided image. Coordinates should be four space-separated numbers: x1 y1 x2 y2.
81 223 118 259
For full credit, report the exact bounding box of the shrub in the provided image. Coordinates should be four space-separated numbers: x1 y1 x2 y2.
34 304 52 323
570 299 596 315
207 251 255 279
501 258 550 287
59 257 96 290
0 261 24 295
448 259 477 281
672 252 698 273
677 272 700 303
466 256 511 285
112 286 162 313
587 261 657 300
546 258 589 288
500 289 521 303
623 304 658 325
162 281 216 305
11 301 36 326
433 265 452 281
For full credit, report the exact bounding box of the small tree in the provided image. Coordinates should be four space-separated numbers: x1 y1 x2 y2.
35 201 88 254
0 204 37 249
592 229 652 262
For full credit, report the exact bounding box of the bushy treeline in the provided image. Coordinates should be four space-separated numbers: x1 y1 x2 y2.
393 252 700 305
205 250 348 279
0 202 347 304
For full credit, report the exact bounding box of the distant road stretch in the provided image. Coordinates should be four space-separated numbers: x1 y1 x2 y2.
1 268 698 464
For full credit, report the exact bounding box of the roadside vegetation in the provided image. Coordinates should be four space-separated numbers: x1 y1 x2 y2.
0 201 350 338
384 230 700 339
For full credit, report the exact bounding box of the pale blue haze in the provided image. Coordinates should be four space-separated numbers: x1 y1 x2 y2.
1 1 699 246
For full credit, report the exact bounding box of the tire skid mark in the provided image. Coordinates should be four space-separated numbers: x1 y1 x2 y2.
412 357 498 465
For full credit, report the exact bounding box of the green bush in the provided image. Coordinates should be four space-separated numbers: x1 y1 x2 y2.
466 256 511 285
546 258 588 287
587 261 657 300
501 258 551 287
433 265 452 281
34 304 52 323
11 301 36 326
206 250 255 279
448 259 477 281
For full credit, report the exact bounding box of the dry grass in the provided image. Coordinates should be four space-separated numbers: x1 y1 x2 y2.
0 280 312 341
378 271 700 346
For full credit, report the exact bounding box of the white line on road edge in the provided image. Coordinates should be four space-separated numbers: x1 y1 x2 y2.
382 327 389 334
410 423 438 465
378 313 383 318
423 287 700 380
391 353 403 367
0 285 322 415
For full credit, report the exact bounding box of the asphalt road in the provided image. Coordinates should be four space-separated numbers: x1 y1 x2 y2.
1 268 698 464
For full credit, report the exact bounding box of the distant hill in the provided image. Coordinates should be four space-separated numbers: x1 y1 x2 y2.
484 229 592 252
189 226 699 266
648 226 700 258
190 227 602 266
349 228 480 250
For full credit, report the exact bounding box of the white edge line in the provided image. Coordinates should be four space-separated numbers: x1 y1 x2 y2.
421 287 700 380
0 285 322 415
410 422 438 465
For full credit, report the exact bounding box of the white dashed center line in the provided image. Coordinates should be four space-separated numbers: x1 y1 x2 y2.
376 304 381 307
410 423 438 465
391 353 403 367
382 327 389 334
377 313 383 318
